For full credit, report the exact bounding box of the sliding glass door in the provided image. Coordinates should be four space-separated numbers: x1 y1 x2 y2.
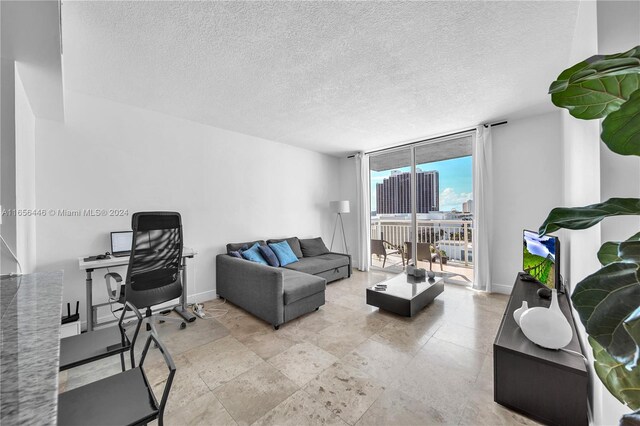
369 134 474 284
369 148 414 273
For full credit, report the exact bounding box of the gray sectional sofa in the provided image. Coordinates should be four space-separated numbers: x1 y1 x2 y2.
216 237 351 329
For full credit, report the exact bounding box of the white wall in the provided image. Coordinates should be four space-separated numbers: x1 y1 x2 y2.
338 156 359 267
0 57 18 274
35 90 341 327
15 64 37 274
598 0 640 244
489 111 565 293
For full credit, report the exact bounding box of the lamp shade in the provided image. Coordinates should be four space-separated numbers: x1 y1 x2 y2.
330 200 350 214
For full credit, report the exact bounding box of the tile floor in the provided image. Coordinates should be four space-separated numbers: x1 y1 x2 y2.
59 270 540 426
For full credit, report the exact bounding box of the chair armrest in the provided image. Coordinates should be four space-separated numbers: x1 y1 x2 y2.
104 272 123 301
216 255 284 326
140 332 176 419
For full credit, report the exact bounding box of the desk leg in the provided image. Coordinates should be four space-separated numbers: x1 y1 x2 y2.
175 256 196 323
86 269 94 332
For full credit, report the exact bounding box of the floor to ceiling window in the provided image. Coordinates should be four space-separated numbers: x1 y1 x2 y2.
369 133 474 285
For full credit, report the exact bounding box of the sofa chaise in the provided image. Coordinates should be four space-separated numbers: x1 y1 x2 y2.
216 237 351 329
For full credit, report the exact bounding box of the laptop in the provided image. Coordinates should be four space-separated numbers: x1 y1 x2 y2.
110 231 133 257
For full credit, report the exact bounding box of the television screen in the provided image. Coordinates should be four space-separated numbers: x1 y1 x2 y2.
523 230 558 289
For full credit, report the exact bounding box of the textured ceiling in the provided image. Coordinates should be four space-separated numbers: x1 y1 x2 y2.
61 1 579 156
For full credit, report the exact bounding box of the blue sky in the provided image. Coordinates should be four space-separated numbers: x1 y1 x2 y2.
371 156 472 212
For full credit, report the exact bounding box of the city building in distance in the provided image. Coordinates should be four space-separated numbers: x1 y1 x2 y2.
462 199 473 213
376 169 439 214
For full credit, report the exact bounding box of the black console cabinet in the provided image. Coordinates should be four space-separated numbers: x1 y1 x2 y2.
493 276 589 426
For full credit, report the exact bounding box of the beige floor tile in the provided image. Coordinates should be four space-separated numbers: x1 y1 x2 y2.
303 362 385 425
389 339 485 424
415 337 486 381
342 339 413 386
64 356 123 390
315 324 371 358
268 342 339 387
370 316 441 355
214 362 299 426
162 391 237 426
460 391 541 426
217 310 273 338
238 330 297 360
148 364 213 415
277 324 321 345
179 335 264 390
58 370 68 393
287 310 335 333
433 322 496 353
468 292 509 314
253 389 347 426
356 389 448 425
447 302 503 332
313 302 361 323
133 313 230 364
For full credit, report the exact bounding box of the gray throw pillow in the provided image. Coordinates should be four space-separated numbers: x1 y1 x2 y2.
267 237 303 258
299 237 330 257
227 241 265 254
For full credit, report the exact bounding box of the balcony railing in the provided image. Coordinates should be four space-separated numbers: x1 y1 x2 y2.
371 218 473 266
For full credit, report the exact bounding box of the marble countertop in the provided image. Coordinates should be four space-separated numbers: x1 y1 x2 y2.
0 271 64 425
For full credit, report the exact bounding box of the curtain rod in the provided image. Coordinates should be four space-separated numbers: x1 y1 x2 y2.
347 120 507 158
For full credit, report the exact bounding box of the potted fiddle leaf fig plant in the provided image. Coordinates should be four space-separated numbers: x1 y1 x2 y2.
538 46 640 425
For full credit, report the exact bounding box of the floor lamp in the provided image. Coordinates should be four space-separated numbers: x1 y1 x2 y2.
330 200 350 254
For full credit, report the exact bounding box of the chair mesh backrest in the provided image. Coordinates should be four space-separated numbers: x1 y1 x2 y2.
126 212 183 292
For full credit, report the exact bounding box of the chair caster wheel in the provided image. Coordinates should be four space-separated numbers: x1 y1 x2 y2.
274 325 280 330
180 322 186 330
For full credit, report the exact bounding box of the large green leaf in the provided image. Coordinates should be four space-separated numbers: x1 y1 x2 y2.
572 261 640 368
549 46 640 120
551 73 640 120
539 198 640 235
599 232 640 266
602 88 640 156
568 47 640 84
550 47 640 92
590 337 640 411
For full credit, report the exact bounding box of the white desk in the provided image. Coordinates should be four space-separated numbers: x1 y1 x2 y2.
78 247 197 331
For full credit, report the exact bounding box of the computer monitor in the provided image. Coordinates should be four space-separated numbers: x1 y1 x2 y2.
110 231 133 256
523 229 560 290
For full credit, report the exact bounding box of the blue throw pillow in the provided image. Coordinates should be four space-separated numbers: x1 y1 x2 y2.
269 241 299 267
241 243 268 265
258 244 280 267
228 250 243 258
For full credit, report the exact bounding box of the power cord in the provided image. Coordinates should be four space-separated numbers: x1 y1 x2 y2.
560 347 588 363
189 298 228 320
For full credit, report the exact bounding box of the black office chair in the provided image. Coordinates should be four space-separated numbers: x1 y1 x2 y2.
105 211 187 334
58 332 176 426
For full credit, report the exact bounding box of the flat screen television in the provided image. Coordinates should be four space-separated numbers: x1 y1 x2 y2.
523 229 560 290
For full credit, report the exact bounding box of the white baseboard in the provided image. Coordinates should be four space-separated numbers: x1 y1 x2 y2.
491 283 513 294
187 290 218 304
